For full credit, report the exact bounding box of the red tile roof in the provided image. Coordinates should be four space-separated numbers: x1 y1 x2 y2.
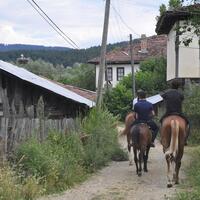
41 77 96 102
88 35 167 65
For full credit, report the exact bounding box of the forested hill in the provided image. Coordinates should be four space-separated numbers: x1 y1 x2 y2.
0 41 128 67
0 44 71 52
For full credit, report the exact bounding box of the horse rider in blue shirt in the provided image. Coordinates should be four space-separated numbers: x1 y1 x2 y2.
133 90 159 147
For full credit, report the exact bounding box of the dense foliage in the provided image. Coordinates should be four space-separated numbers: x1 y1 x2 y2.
183 84 200 144
104 57 167 120
16 59 96 91
0 108 126 199
59 63 95 91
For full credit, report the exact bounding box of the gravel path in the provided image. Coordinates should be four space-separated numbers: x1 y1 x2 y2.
39 130 189 200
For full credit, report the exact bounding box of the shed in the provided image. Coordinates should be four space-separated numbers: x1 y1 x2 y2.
0 60 95 161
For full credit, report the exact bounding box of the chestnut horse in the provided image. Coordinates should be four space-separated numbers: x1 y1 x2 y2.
122 112 136 165
160 115 187 187
130 123 152 176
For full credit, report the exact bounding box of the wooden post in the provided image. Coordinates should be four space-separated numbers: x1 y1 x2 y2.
96 0 110 107
130 34 135 98
36 96 45 142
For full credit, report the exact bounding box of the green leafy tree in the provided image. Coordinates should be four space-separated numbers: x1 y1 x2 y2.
168 0 182 9
59 63 95 91
159 4 167 16
104 57 167 120
104 84 132 120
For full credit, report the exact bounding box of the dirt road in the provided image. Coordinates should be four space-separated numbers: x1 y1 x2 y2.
40 132 189 200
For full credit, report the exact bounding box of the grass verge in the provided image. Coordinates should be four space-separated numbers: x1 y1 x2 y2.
173 146 200 200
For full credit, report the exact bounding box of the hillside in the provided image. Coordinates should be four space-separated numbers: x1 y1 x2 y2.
0 44 71 52
0 42 128 67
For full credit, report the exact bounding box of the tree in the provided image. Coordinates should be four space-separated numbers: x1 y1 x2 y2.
59 63 95 91
104 57 167 120
16 59 95 91
159 4 167 16
168 0 182 9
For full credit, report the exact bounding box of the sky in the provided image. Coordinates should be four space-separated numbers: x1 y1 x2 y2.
0 0 169 49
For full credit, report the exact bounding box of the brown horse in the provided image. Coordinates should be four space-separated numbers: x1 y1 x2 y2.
122 112 136 165
160 115 187 187
130 123 152 176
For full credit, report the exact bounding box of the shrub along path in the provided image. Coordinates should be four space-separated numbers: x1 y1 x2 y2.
39 128 190 200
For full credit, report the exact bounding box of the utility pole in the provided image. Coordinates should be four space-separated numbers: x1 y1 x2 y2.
130 34 135 98
96 0 110 107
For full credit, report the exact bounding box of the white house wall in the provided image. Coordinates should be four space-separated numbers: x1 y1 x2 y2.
179 25 200 77
167 21 200 80
95 63 140 88
167 25 176 80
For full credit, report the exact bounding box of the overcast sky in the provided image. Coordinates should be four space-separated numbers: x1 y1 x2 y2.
0 0 169 48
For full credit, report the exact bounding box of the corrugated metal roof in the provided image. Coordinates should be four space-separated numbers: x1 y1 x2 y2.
133 94 163 107
0 60 95 108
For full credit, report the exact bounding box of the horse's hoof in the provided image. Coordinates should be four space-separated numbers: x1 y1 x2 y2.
167 183 173 188
138 172 142 177
129 162 133 166
144 169 148 172
175 181 179 185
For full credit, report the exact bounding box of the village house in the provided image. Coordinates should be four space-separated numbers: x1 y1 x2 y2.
0 60 95 161
88 34 167 88
156 4 200 81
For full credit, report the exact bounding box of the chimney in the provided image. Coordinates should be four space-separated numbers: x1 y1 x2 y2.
140 34 148 53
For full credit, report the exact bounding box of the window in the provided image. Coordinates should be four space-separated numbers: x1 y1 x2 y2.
117 67 124 81
105 67 112 81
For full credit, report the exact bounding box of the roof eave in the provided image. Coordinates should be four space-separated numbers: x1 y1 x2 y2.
156 11 191 35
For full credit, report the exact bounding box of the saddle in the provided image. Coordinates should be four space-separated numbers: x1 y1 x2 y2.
160 112 189 124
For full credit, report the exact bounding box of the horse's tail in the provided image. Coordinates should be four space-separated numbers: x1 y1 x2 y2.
169 119 179 155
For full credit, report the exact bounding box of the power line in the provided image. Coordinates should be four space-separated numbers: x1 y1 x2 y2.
110 3 140 37
30 0 79 49
26 0 80 49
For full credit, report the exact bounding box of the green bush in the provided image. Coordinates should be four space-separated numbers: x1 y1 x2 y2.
183 84 200 144
14 132 86 194
104 83 132 120
82 107 123 171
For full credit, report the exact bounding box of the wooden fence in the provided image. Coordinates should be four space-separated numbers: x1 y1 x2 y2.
0 117 75 163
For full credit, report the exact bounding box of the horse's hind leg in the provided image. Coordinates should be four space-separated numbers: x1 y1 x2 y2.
133 149 139 175
138 151 143 176
174 149 183 184
128 143 133 166
144 146 150 172
165 153 173 188
127 135 133 166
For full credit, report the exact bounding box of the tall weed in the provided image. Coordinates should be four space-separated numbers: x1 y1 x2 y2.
14 132 87 194
82 108 121 171
0 167 21 200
